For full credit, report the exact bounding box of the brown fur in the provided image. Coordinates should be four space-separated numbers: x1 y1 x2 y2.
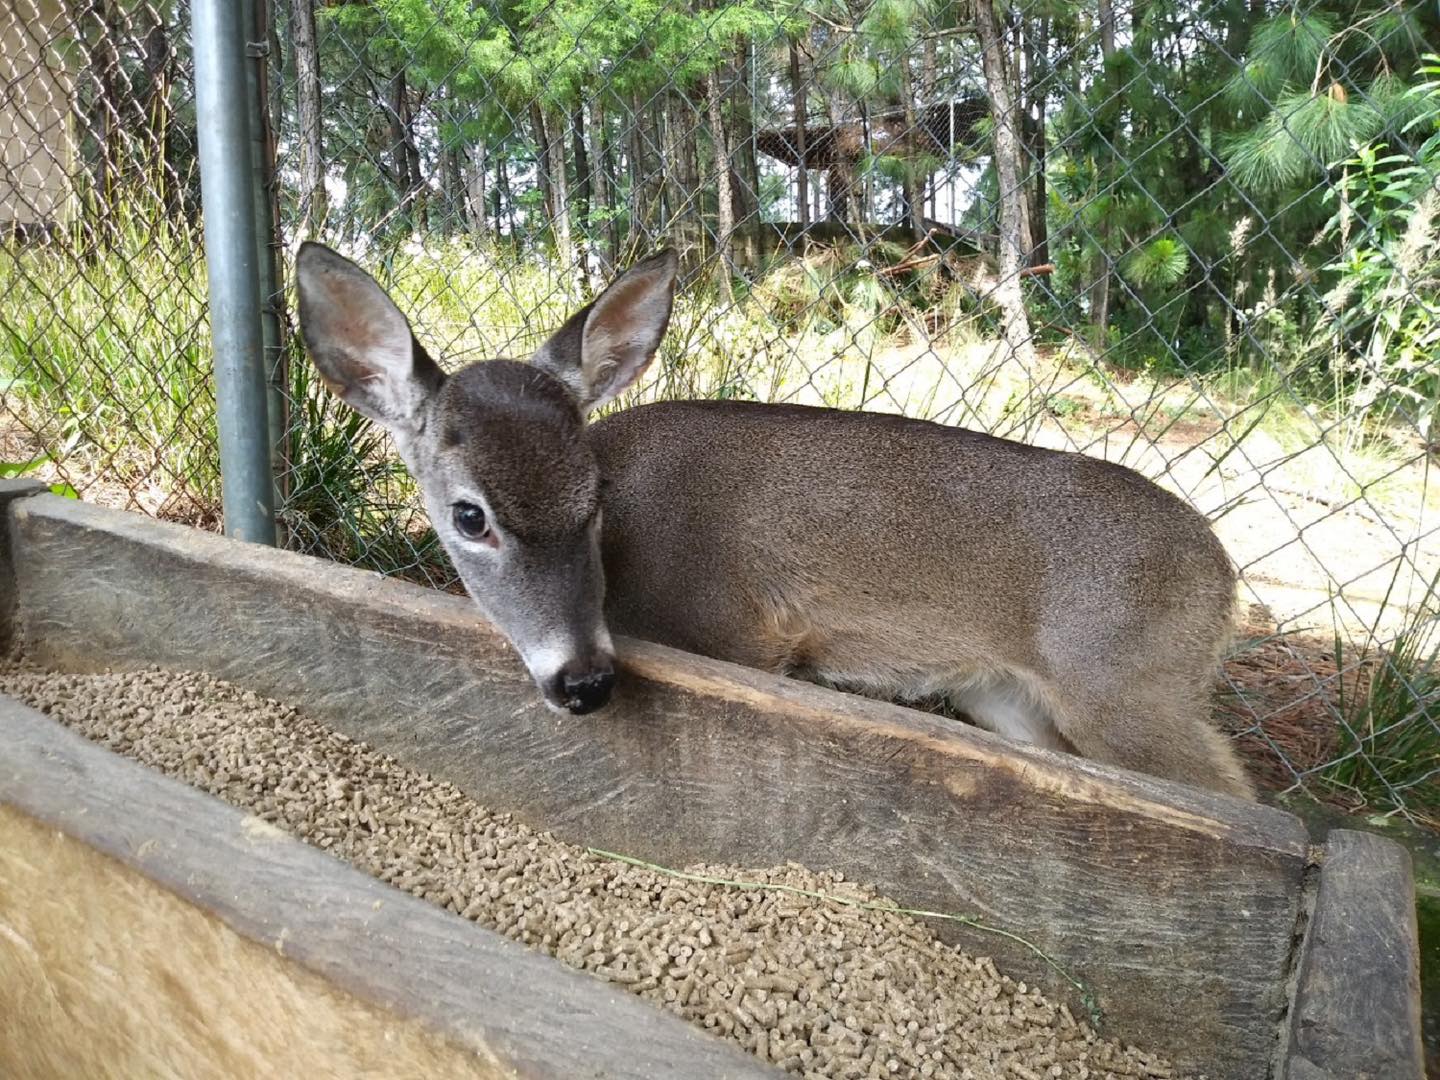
592 401 1253 799
440 363 599 541
0 806 500 1079
295 244 1254 799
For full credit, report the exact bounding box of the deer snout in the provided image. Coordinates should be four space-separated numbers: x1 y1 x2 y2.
548 659 615 715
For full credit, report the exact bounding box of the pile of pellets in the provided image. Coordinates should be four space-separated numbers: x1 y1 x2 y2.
0 661 1190 1080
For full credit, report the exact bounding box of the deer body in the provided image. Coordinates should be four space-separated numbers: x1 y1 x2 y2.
296 244 1254 801
592 401 1250 797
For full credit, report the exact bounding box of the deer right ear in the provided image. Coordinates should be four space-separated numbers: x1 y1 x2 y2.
531 249 678 414
295 242 445 434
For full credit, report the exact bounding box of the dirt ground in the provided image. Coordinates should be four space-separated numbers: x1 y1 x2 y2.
1215 607 1350 798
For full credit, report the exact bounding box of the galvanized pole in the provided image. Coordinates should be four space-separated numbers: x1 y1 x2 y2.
192 0 276 544
240 0 289 536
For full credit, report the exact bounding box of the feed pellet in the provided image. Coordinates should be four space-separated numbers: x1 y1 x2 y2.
0 661 1191 1080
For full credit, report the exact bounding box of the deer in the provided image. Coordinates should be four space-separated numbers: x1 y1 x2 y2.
295 242 1255 801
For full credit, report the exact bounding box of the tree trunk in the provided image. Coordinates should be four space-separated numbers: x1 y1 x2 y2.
898 52 925 240
659 98 676 229
1099 0 1116 69
680 98 701 241
546 110 574 269
922 34 938 99
789 40 810 231
626 93 654 252
572 105 592 228
1028 95 1048 265
706 67 735 301
498 154 514 238
135 7 172 193
975 0 1038 369
1022 14 1048 265
464 143 488 242
1224 0 1265 57
529 103 553 238
660 95 687 244
822 99 853 223
442 144 464 236
731 45 760 270
572 105 597 281
626 93 668 254
859 101 873 223
1090 0 1118 349
388 70 424 229
291 0 325 232
77 0 123 239
922 33 937 220
586 96 615 272
1006 10 1033 260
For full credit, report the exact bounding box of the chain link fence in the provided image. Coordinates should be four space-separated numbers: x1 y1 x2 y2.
1 0 1437 825
0 0 215 521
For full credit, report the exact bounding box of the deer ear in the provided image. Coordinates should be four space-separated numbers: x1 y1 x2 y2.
295 242 445 434
531 249 678 413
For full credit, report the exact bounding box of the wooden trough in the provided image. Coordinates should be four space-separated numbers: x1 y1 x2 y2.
0 482 1425 1080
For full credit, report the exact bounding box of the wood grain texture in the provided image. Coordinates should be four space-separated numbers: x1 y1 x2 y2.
0 804 514 1080
8 494 1314 1080
0 479 46 655
0 695 778 1079
1284 829 1424 1080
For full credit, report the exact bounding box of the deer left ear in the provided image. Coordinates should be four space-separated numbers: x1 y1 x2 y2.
531 249 678 414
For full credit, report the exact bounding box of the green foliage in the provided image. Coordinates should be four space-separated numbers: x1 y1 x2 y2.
279 346 441 581
1228 89 1383 191
1367 71 1440 131
0 453 79 498
858 0 915 48
866 151 940 187
1044 394 1084 418
1122 236 1190 290
819 0 933 102
329 0 794 110
1322 567 1440 821
310 0 799 245
0 191 218 509
1223 4 1435 193
827 54 886 98
0 454 48 479
1311 60 1440 441
1224 13 1337 110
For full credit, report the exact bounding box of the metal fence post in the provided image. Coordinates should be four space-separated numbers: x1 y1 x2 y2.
192 0 277 545
241 0 290 537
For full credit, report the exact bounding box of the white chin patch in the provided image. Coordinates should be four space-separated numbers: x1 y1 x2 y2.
521 636 574 689
521 631 613 687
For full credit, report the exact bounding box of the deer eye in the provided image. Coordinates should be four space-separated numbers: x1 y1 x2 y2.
452 501 489 541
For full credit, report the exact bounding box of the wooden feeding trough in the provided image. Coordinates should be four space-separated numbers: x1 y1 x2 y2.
0 482 1425 1079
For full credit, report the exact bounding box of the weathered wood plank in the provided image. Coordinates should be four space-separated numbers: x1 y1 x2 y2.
1284 829 1424 1080
7 494 1313 1079
0 804 518 1080
0 695 778 1079
0 479 46 655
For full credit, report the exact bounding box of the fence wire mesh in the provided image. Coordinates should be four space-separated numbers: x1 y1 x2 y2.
0 0 214 523
1 0 1436 825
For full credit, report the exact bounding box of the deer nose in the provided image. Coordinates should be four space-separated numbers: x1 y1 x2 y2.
552 662 615 715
